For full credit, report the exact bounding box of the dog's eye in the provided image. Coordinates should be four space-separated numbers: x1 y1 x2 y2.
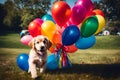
36 41 39 44
43 40 47 44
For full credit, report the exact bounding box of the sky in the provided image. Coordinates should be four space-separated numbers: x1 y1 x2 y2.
0 0 6 4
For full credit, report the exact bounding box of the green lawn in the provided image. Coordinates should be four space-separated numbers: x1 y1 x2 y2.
0 33 120 80
0 33 120 49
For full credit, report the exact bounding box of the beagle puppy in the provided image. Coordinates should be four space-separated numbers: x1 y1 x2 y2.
28 35 52 78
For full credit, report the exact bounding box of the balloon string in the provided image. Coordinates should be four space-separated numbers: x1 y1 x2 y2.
66 53 71 66
66 54 72 67
57 48 62 68
56 45 71 68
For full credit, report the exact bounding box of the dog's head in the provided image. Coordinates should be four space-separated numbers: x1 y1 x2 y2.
29 35 52 55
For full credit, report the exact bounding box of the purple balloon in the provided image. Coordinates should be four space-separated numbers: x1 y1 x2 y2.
76 0 93 12
33 18 43 25
71 5 86 25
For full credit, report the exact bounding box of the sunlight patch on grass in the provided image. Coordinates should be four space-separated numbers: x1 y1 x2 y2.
69 49 120 64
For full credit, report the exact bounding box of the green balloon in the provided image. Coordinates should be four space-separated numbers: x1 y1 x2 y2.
81 16 98 37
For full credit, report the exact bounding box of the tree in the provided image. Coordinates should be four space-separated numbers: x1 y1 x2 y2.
1 0 50 32
20 8 35 29
93 0 120 34
0 3 6 31
100 0 120 21
3 0 21 32
13 0 51 29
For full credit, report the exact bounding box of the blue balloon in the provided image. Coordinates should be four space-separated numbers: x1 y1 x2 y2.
42 14 55 23
16 53 29 71
47 54 58 70
62 25 80 46
20 30 29 38
75 35 96 49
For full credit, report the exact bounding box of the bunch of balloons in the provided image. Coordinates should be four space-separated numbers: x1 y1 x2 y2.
17 0 105 70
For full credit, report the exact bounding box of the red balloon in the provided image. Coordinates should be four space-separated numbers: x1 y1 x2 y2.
63 18 74 28
93 9 105 17
52 1 71 26
28 21 41 37
86 11 95 18
65 45 78 53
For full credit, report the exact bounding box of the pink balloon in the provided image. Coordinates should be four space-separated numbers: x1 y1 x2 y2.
33 18 43 25
56 24 65 34
71 5 86 25
76 0 93 12
20 35 33 46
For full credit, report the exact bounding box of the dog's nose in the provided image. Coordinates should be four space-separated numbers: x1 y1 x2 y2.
41 46 45 50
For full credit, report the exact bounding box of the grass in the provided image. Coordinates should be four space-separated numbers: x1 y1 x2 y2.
0 33 29 49
0 33 120 49
0 33 120 80
92 35 120 49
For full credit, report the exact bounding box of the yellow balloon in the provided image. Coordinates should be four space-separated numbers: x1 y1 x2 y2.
41 21 57 41
95 15 105 34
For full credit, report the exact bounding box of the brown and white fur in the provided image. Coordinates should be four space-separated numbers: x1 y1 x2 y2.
28 35 51 78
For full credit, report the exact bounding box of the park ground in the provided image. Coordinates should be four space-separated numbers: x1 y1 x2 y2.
0 33 120 80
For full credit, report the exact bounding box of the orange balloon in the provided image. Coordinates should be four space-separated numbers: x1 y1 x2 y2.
52 31 62 45
65 45 78 53
49 45 56 53
52 1 71 26
93 9 105 17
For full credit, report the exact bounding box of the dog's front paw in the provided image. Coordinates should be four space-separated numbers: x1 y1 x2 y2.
40 68 44 73
32 75 38 79
28 69 31 73
28 70 30 73
35 76 41 80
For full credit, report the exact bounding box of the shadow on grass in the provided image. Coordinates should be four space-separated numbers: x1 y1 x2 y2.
47 64 120 78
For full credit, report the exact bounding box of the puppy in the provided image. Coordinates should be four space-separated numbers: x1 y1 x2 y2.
28 35 52 78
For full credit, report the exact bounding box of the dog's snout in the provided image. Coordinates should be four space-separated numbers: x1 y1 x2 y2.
41 46 45 50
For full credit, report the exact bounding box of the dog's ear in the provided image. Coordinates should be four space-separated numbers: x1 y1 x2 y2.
47 40 52 49
44 37 52 49
28 38 35 49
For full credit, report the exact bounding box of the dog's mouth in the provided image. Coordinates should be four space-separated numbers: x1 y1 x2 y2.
37 49 46 55
37 50 43 56
40 49 45 52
